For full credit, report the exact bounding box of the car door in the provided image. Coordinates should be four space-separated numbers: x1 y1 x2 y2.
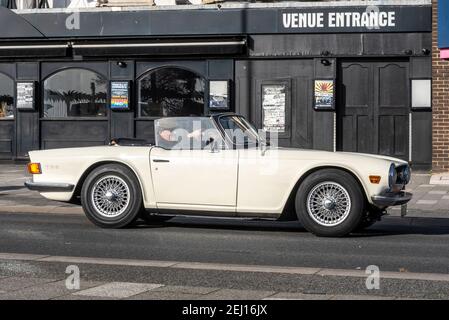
150 147 238 213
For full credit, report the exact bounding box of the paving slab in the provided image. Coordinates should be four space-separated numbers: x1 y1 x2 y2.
127 291 203 300
73 282 164 298
152 285 220 295
0 280 102 300
201 289 276 300
264 292 332 300
329 294 395 300
0 277 57 292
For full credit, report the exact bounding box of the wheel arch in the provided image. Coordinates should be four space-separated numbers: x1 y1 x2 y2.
70 160 146 204
278 165 369 221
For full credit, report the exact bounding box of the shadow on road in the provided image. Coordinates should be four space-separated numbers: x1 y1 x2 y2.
0 186 25 192
353 217 449 237
131 216 449 237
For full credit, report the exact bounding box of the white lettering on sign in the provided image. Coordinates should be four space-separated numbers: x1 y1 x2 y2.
283 11 396 29
283 12 325 28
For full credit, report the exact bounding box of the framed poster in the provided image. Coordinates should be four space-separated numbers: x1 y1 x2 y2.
262 84 287 133
411 79 431 109
314 79 335 110
209 80 230 110
16 82 35 110
110 81 131 110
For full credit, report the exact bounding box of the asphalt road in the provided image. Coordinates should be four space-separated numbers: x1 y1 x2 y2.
1 212 449 299
1 212 449 274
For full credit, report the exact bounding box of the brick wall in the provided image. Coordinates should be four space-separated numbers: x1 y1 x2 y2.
432 0 449 172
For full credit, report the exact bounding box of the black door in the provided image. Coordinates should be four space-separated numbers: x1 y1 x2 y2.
337 60 409 160
235 59 314 148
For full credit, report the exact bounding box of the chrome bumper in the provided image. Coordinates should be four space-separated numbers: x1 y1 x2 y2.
25 181 74 192
371 191 412 207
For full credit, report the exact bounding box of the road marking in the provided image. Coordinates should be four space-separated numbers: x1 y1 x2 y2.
0 253 50 261
73 282 163 298
416 200 438 205
173 261 320 275
428 191 447 195
1 252 449 283
38 255 177 267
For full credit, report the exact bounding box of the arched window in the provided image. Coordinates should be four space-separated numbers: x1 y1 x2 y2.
138 67 205 117
43 69 107 118
0 73 14 119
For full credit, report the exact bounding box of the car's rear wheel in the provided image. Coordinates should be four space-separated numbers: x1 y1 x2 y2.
295 169 365 237
81 164 142 228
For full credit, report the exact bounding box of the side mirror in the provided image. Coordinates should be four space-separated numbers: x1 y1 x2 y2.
207 137 220 153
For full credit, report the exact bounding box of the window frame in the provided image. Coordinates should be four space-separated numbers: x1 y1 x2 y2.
137 66 207 120
257 78 292 139
0 72 15 121
41 67 109 120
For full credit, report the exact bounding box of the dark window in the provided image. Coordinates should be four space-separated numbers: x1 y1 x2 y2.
0 73 14 119
138 67 205 117
43 69 107 118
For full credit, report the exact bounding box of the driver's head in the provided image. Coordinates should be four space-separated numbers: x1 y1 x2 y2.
159 129 173 141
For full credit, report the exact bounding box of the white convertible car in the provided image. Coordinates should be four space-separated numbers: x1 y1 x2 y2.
25 113 412 237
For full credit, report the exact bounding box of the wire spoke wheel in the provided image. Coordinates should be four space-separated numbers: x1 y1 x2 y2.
306 181 351 227
91 175 131 218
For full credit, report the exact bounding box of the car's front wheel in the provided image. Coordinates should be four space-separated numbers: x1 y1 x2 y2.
81 164 143 228
295 169 365 237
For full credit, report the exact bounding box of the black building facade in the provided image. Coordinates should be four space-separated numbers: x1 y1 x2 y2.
0 1 432 168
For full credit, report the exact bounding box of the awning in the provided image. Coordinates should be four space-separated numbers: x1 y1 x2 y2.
71 38 247 57
0 37 246 58
0 42 68 58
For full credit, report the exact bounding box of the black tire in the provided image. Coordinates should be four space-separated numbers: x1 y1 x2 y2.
81 164 143 228
295 169 365 237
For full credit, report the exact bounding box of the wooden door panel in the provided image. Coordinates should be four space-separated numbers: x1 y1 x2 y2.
342 63 370 109
356 115 372 154
378 63 408 109
375 62 409 160
338 62 373 154
338 60 409 160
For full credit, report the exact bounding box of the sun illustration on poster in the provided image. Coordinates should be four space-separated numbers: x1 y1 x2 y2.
314 80 334 109
315 80 334 94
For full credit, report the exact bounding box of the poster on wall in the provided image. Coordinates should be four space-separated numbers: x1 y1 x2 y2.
209 80 229 110
262 84 286 133
16 82 35 110
110 81 130 110
314 79 335 110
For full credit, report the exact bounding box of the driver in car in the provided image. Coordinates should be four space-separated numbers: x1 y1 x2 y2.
157 127 219 150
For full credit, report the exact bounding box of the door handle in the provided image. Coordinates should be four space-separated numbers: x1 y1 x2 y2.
152 159 170 163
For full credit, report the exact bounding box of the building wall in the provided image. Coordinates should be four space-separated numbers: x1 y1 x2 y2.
432 0 449 172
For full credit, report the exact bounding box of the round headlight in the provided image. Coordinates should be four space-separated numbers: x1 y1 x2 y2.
402 165 411 184
388 164 397 188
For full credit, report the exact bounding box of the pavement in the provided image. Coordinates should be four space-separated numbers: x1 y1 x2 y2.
1 163 449 300
1 164 448 218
